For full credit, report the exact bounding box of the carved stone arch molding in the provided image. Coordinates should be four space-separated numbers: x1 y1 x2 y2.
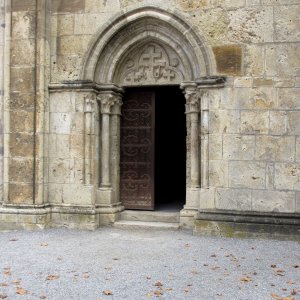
76 5 225 227
82 6 216 83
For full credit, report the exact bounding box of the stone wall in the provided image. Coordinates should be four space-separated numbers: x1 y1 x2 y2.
0 0 299 231
0 0 4 204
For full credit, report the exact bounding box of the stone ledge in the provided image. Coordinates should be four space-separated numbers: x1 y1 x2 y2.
194 209 300 241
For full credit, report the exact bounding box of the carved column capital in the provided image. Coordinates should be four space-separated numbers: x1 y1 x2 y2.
97 93 116 114
84 94 96 113
181 83 200 114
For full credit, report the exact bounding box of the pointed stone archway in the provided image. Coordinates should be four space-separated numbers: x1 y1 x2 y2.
80 6 225 227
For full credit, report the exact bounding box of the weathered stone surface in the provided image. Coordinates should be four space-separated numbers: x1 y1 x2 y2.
208 134 223 160
274 5 300 42
253 78 273 87
229 161 265 189
49 158 72 184
57 14 74 36
228 7 274 43
9 133 34 157
275 163 300 191
209 110 240 134
9 158 34 183
12 0 36 12
244 45 264 76
52 0 85 13
216 188 252 211
12 11 36 39
265 43 300 77
255 136 295 162
223 134 255 160
241 110 269 134
296 192 300 213
10 111 34 133
269 111 287 135
252 190 295 213
213 45 242 75
74 13 110 35
50 113 71 134
277 88 300 109
10 67 35 93
11 39 35 66
8 183 33 204
296 137 300 163
209 160 228 187
58 35 92 55
287 112 300 135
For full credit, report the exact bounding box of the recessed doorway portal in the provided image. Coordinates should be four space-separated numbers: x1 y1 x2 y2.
120 86 186 211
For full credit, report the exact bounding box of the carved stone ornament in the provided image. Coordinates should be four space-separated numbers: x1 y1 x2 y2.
184 89 200 114
98 93 122 114
120 43 184 85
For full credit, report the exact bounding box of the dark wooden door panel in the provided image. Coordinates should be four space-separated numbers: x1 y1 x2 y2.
120 89 155 210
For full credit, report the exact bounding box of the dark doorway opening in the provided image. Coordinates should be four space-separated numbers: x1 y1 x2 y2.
120 86 186 211
155 86 186 210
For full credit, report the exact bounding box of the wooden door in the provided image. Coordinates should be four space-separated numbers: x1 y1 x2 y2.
120 88 155 210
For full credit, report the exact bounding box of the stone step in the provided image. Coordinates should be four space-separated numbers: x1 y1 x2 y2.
113 220 180 230
120 210 180 223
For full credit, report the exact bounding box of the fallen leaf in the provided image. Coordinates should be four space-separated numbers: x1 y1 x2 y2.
9 238 18 242
0 294 8 299
57 257 63 261
210 254 217 258
184 288 189 293
83 273 90 279
39 296 47 299
103 290 113 296
240 276 252 282
185 243 190 248
271 265 277 268
12 280 21 285
154 290 163 295
16 288 27 295
146 276 151 279
40 243 48 247
154 281 163 287
211 266 220 270
165 288 173 291
191 271 199 275
271 293 281 300
0 283 8 287
112 258 119 261
293 265 299 269
3 271 11 276
291 289 297 295
287 280 295 285
46 275 59 281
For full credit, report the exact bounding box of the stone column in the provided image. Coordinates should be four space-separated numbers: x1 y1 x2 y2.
182 83 200 188
98 93 116 187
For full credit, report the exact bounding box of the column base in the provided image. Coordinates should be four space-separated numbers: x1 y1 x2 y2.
96 202 125 225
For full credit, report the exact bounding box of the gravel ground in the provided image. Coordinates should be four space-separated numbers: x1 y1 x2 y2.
0 227 299 300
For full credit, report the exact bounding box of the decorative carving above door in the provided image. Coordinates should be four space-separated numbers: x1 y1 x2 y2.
117 43 184 86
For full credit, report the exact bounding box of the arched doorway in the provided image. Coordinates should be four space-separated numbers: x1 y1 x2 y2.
80 6 224 225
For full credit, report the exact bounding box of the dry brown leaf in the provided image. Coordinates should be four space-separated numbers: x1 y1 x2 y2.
240 276 252 282
0 294 8 299
9 238 18 242
112 258 119 261
191 271 199 275
146 276 151 280
83 273 90 279
271 265 277 268
103 290 113 296
287 280 295 285
165 288 173 291
0 283 8 287
154 281 163 287
271 293 281 300
291 289 297 295
3 271 11 276
16 288 27 295
40 243 48 247
184 288 189 293
293 265 299 268
39 296 47 299
283 297 295 300
185 243 190 248
154 290 163 295
46 275 59 281
210 254 217 258
12 279 21 285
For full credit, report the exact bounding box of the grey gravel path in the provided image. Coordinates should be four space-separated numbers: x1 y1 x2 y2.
0 228 299 300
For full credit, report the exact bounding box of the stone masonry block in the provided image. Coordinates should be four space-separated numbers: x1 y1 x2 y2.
8 183 33 204
11 39 35 66
213 45 242 76
12 11 36 39
244 45 264 76
49 158 71 184
228 7 274 43
9 133 34 157
270 111 287 135
50 113 71 134
209 160 228 187
12 0 36 12
296 137 300 163
58 35 92 55
265 43 300 77
57 14 74 36
216 188 252 211
275 163 300 191
209 110 240 134
10 67 35 93
10 93 35 111
255 136 295 162
296 192 300 213
274 5 300 42
252 190 295 213
50 92 76 113
229 161 266 189
230 87 275 110
9 158 34 183
223 134 255 160
277 88 300 110
209 134 223 160
52 0 85 13
287 112 300 135
241 110 269 134
10 111 34 133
